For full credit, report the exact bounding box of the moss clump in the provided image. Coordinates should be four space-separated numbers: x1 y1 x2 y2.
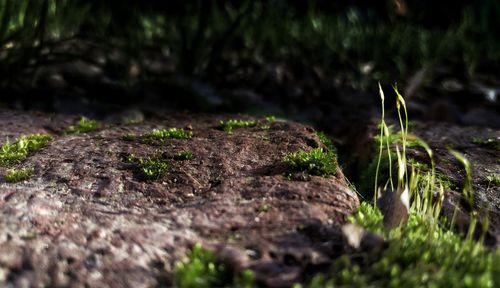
283 148 337 177
143 128 193 143
121 134 136 141
174 150 194 161
4 167 34 183
472 137 500 151
0 134 52 166
127 154 169 180
65 117 102 134
174 243 228 288
486 174 500 186
219 119 257 133
307 203 500 288
174 243 254 288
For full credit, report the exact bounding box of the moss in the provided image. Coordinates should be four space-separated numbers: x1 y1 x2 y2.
174 150 194 161
174 243 254 288
65 117 102 134
257 204 271 213
4 167 34 183
219 119 257 133
306 203 500 288
472 137 500 151
142 128 193 143
127 154 169 180
0 134 52 166
121 134 136 141
486 174 500 186
173 243 229 288
283 148 337 177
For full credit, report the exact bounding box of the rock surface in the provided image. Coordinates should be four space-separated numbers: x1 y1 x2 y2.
0 109 359 287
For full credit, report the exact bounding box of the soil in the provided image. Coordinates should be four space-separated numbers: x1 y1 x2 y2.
0 109 359 287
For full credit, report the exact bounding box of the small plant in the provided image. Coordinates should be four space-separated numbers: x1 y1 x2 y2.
283 148 337 177
65 117 102 134
472 137 500 151
486 174 500 186
174 150 194 160
121 134 136 141
257 204 271 213
4 168 34 183
143 128 193 143
127 154 169 180
219 119 257 133
0 134 52 166
174 243 228 288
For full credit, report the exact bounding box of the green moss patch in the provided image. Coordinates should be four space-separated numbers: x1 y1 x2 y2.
65 117 102 134
127 154 169 180
307 203 499 288
472 137 500 151
283 148 337 177
4 167 34 183
174 150 194 161
174 243 254 288
142 128 193 143
0 134 52 166
219 119 257 133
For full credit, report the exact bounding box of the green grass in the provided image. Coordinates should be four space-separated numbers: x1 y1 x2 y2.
174 243 254 288
127 154 169 180
219 119 257 134
0 134 52 166
283 148 337 177
305 203 499 288
65 117 102 134
174 150 194 161
4 167 34 183
142 128 193 143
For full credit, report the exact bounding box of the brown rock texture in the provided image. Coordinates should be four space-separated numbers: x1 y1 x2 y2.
0 109 359 287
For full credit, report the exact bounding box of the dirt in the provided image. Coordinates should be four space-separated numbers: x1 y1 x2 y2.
0 109 359 287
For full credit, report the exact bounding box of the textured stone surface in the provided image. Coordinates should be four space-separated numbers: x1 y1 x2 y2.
0 109 359 287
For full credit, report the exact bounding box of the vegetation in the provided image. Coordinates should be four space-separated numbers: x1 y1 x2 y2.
4 167 34 183
472 137 500 151
121 134 136 141
127 154 169 180
174 150 194 161
142 128 193 143
486 174 500 186
65 117 102 134
301 85 498 288
283 148 337 177
174 243 254 288
305 203 499 288
173 243 228 288
219 119 257 134
0 134 52 166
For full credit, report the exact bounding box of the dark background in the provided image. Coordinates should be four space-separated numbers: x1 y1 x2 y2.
0 0 499 181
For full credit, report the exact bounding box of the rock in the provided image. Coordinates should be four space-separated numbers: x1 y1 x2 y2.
341 223 385 252
376 187 410 229
0 109 359 287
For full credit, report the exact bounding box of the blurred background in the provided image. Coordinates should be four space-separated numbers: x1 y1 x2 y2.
0 0 499 180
